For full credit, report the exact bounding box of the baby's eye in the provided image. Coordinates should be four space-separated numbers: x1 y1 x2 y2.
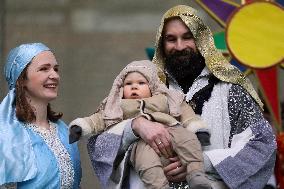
124 82 131 85
139 81 146 85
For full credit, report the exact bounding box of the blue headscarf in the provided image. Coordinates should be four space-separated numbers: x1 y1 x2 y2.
5 43 50 89
0 43 50 185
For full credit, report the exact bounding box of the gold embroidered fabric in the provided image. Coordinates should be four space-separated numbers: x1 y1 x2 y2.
152 5 263 109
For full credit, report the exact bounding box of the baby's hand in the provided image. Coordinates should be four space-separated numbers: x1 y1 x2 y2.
69 125 82 144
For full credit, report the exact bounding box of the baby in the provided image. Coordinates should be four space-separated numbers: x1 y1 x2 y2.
69 60 212 189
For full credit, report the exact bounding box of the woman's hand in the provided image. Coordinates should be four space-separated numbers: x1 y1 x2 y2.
132 117 173 158
164 156 187 182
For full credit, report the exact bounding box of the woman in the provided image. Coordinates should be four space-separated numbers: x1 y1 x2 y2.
0 43 81 188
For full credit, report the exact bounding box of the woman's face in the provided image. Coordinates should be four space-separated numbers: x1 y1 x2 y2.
24 51 60 104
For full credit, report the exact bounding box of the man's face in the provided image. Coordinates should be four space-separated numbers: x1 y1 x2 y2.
162 18 205 81
163 18 197 59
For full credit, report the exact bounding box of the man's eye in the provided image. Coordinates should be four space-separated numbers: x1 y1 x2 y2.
183 34 194 40
165 37 176 42
54 67 59 72
164 35 176 42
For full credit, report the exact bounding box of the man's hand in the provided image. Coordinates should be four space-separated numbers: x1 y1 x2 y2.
132 117 173 158
69 125 82 144
164 156 187 182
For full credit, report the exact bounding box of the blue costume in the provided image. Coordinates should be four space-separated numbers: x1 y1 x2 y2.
0 43 81 188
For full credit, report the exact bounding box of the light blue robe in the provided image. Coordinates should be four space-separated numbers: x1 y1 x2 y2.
17 120 81 189
0 90 81 188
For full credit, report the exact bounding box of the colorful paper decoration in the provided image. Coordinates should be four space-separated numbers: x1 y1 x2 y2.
213 31 249 73
195 0 239 27
254 67 282 132
226 1 283 131
226 2 284 68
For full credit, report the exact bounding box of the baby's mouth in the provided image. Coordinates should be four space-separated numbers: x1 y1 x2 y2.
131 93 139 98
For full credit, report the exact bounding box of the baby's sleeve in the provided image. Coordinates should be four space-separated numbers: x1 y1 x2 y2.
69 111 106 137
180 101 209 134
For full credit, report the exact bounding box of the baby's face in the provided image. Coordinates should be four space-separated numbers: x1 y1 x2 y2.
123 72 151 99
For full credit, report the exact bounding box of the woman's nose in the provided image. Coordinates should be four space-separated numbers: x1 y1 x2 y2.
49 70 60 80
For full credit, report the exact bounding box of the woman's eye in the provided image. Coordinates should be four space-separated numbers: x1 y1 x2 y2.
39 67 48 71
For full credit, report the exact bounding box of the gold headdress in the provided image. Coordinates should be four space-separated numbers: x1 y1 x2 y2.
152 5 263 108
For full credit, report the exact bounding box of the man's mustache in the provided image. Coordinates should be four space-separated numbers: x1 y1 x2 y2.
168 49 193 58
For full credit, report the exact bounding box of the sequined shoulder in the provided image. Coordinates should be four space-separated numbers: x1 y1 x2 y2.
228 84 264 146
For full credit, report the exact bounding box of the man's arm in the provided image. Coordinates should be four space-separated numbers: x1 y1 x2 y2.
206 84 276 189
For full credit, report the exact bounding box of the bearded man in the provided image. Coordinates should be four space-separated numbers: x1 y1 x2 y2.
151 5 276 189
87 5 276 189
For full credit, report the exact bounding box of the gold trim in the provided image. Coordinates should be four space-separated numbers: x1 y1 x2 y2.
221 0 240 7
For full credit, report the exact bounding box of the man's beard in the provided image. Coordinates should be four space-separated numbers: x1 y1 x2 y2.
164 49 205 86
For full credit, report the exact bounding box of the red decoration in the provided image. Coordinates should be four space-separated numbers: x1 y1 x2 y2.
254 67 282 132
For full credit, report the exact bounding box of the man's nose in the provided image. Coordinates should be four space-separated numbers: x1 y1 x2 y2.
175 39 186 51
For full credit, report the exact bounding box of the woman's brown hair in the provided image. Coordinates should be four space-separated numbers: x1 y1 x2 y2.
15 63 63 123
